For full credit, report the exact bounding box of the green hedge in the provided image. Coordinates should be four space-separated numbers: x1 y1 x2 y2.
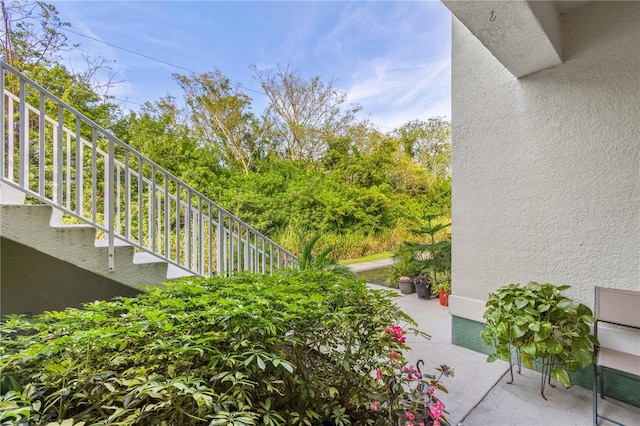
1 271 418 425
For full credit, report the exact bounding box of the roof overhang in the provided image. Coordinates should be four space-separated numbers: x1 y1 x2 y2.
442 1 588 78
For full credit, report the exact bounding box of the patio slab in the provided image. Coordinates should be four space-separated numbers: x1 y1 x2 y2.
366 284 640 426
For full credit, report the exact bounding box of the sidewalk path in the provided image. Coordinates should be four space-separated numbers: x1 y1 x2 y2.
347 257 394 273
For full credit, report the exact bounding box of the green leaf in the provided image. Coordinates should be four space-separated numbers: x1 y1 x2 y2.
538 303 551 313
521 343 537 357
520 352 534 368
280 361 294 374
546 341 563 355
550 368 572 388
514 297 529 309
573 348 594 368
577 303 593 317
512 324 527 338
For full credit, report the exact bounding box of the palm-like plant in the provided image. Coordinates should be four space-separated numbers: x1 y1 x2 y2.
404 212 451 287
297 233 353 277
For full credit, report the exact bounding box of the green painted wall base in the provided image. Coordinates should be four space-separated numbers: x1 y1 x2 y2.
451 315 639 408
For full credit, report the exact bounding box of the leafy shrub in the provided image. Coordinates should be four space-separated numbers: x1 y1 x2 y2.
1 271 427 425
481 282 597 389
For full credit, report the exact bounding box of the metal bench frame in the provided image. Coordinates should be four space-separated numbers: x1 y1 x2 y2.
592 287 640 426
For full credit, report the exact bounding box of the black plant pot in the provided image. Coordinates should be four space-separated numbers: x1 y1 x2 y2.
415 278 431 299
416 282 430 299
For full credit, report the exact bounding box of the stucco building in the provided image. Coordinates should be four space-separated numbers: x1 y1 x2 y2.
442 0 639 403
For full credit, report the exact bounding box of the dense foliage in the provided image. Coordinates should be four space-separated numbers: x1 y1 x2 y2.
2 0 452 258
481 282 597 389
0 271 442 425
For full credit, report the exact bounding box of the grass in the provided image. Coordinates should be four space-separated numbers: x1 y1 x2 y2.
339 251 393 265
354 267 393 287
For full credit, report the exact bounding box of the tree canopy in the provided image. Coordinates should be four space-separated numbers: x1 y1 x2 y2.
2 0 452 258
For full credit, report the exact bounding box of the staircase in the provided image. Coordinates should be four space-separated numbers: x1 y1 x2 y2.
0 61 297 315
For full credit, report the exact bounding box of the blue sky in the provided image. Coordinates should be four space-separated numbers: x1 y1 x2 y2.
52 1 452 130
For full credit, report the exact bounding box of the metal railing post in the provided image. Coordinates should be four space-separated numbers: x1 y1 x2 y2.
106 136 115 271
217 210 224 275
18 79 27 188
0 65 5 179
75 117 83 215
54 104 63 204
38 93 45 196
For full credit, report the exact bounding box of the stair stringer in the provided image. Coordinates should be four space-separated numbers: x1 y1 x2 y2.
0 204 178 290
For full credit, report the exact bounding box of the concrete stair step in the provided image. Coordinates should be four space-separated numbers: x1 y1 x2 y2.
134 251 196 279
0 182 26 205
0 204 172 290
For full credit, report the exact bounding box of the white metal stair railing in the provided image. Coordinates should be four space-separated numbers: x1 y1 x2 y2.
1 60 297 278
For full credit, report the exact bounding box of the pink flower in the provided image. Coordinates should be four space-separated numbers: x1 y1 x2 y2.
420 423 425 426
370 401 378 411
433 421 440 426
376 368 383 379
391 351 398 360
407 423 413 426
407 412 415 421
408 373 413 379
430 400 445 419
386 325 406 343
429 386 435 395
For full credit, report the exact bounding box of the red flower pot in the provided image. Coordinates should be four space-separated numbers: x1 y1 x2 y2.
438 289 449 306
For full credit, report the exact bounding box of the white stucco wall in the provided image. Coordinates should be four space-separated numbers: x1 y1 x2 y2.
450 1 639 320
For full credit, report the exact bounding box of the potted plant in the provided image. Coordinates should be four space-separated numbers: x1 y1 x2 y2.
386 250 419 294
414 274 432 299
431 279 451 306
480 281 597 399
403 212 451 300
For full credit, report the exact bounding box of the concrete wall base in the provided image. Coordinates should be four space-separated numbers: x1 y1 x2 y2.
1 238 140 316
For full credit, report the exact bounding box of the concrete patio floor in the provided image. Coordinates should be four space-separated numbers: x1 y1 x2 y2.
353 260 640 426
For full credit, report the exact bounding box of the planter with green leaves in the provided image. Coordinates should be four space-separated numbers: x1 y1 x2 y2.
431 279 451 306
480 282 597 399
386 250 420 293
402 212 451 298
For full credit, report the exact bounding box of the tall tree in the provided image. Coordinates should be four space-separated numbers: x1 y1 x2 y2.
1 0 120 127
1 0 73 68
174 71 261 174
114 96 226 196
252 63 361 162
395 118 451 177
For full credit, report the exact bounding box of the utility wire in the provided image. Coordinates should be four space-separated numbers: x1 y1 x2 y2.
59 26 268 97
62 27 201 76
42 81 147 107
54 22 397 130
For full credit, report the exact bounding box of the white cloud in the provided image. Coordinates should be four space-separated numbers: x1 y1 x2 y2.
346 57 451 129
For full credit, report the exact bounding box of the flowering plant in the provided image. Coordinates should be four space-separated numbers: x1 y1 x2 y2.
370 325 453 426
